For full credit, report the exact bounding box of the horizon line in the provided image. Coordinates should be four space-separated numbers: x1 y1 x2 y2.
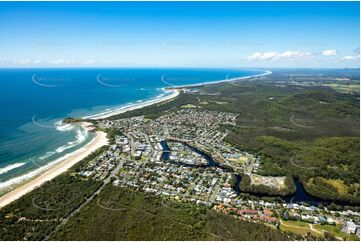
0 66 359 70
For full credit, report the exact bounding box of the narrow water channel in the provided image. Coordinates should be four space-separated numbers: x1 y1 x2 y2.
160 140 216 168
160 140 352 206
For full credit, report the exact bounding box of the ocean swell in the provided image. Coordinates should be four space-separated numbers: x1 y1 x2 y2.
0 123 90 191
0 163 26 175
55 128 88 153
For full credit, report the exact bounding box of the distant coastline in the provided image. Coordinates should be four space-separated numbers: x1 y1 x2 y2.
86 69 272 120
85 88 181 120
164 69 272 89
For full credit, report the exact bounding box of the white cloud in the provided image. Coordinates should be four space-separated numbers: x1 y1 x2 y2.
246 50 311 61
278 50 311 58
48 59 64 64
84 59 96 64
247 52 278 60
47 59 97 65
0 58 43 65
322 49 336 56
0 58 99 66
13 58 33 64
341 55 360 61
48 59 77 65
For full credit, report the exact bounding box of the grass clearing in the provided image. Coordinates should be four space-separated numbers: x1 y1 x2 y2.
280 220 322 238
181 104 198 109
322 83 360 94
282 220 309 228
228 156 248 164
314 224 358 241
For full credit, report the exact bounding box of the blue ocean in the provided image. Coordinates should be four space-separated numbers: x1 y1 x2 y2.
0 68 266 192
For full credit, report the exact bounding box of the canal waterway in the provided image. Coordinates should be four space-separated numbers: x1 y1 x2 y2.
160 140 352 206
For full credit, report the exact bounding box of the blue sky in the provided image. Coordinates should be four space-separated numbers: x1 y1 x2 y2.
0 1 359 68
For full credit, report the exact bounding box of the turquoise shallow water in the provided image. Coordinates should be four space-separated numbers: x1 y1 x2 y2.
0 68 267 190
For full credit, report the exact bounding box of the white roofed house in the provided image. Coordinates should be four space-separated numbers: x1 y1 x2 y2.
342 221 360 235
326 217 335 225
132 150 142 160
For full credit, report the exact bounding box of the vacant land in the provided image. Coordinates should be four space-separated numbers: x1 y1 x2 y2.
314 224 359 241
280 219 358 241
250 174 286 190
280 219 322 238
239 173 295 196
227 153 254 166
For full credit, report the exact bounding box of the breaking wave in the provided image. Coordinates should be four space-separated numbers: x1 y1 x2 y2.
55 122 74 132
55 128 88 153
0 163 26 175
0 125 90 190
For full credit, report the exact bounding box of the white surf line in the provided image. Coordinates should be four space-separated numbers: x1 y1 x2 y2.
84 69 271 120
165 69 272 89
0 129 108 208
84 88 180 120
0 123 90 191
0 163 26 175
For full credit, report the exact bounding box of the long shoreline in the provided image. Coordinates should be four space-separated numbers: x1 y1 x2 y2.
164 69 272 89
85 88 180 120
87 69 272 120
0 69 271 207
0 123 108 208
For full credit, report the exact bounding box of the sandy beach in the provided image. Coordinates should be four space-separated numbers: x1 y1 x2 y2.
84 70 271 121
167 70 273 89
0 123 108 208
0 70 270 208
86 88 180 120
0 88 181 208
